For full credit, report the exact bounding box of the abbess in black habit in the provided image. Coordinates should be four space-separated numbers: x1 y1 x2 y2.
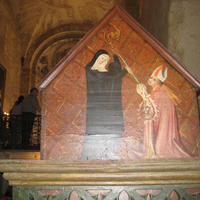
80 49 128 160
85 49 128 136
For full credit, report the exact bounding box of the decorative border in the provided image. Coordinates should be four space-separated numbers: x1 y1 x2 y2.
13 185 200 200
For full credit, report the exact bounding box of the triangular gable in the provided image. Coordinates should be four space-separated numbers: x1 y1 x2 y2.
38 4 200 91
38 4 200 161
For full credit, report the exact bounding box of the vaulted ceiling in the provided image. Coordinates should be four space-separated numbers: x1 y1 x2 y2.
8 0 140 81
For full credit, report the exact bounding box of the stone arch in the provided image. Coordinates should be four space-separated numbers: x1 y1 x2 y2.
20 23 93 96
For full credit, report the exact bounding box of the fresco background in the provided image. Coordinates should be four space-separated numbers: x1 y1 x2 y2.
40 14 200 160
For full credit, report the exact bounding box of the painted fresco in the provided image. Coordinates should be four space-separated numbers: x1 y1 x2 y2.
40 13 200 161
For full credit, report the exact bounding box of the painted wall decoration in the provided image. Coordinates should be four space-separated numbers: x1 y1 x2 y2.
39 5 200 161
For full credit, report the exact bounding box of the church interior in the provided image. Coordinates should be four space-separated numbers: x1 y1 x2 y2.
0 0 200 199
0 0 200 115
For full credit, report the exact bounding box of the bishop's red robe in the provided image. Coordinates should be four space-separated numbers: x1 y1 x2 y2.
149 86 192 158
120 85 194 159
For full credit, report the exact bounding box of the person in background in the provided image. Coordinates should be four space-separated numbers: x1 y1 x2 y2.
10 95 24 115
21 88 41 149
0 88 4 137
0 88 3 116
10 95 24 149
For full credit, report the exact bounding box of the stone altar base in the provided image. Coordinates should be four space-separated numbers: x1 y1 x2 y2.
0 159 200 199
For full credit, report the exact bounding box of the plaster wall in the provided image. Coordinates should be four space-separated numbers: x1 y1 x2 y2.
168 0 200 81
139 0 170 47
0 0 21 113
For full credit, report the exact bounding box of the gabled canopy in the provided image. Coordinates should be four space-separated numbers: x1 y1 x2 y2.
38 4 200 92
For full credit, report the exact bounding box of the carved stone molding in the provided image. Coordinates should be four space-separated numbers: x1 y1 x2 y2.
0 159 200 186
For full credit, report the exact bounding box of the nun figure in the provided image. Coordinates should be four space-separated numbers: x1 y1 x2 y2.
79 49 132 160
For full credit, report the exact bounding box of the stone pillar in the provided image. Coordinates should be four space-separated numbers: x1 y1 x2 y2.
20 68 31 97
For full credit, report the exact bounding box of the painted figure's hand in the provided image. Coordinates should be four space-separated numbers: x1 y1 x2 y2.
112 48 119 55
136 83 147 98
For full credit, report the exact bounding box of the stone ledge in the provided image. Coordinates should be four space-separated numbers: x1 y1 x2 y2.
0 150 40 160
0 158 199 186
